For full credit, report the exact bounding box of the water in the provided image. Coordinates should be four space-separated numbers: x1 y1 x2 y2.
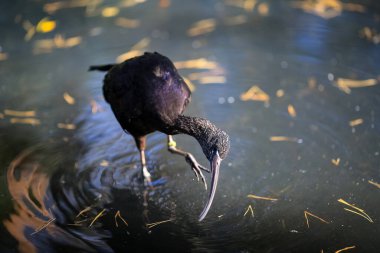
1 0 380 252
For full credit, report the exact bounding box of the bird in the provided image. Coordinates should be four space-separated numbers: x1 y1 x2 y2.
89 52 230 221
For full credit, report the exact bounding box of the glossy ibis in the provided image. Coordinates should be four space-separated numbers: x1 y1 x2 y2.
89 52 230 221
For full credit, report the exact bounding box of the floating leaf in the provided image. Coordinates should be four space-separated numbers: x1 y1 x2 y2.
63 92 75 105
36 17 56 33
240 85 270 103
101 6 120 17
4 109 36 117
331 158 340 166
288 104 297 117
174 58 219 70
57 123 76 130
187 19 216 37
114 17 140 28
335 78 377 94
10 118 40 126
0 52 8 61
349 118 363 127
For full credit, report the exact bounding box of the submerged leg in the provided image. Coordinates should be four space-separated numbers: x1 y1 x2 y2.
167 135 209 190
134 136 152 185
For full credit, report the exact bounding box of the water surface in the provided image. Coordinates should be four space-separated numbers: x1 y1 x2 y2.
1 0 380 252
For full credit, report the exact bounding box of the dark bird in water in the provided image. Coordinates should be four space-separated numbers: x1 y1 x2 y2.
89 52 230 221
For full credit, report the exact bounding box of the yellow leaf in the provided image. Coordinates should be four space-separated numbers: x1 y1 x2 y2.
36 17 56 33
240 85 269 102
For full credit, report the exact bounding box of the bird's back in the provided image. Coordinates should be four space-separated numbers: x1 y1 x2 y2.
102 52 191 136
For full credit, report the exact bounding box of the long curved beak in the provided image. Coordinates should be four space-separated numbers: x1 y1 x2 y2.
198 150 222 221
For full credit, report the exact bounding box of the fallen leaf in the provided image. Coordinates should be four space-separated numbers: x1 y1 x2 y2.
57 123 76 130
335 78 377 94
187 19 216 37
36 17 56 33
0 52 8 61
349 118 363 127
63 92 75 105
288 104 297 117
101 6 120 17
114 17 140 28
4 109 36 117
331 158 340 166
10 118 40 126
240 85 270 103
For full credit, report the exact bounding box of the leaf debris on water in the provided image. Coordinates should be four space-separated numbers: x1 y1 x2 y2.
90 99 104 113
331 158 340 166
368 180 380 189
269 136 301 143
243 205 254 217
33 34 82 54
36 17 56 33
288 104 297 117
225 0 257 11
100 160 109 166
349 118 363 127
89 209 106 227
224 15 247 26
63 92 75 105
10 118 41 126
174 58 219 70
114 210 128 227
335 245 356 253
187 18 216 37
335 78 377 94
198 76 226 84
360 27 380 44
304 211 329 228
116 37 150 62
247 194 278 201
76 206 92 218
338 198 373 223
31 217 56 235
0 52 8 61
101 6 120 17
57 123 76 130
183 76 196 92
240 85 270 103
115 17 140 28
146 219 173 229
4 109 36 117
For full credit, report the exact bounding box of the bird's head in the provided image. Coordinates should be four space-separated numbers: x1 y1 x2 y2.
198 128 230 221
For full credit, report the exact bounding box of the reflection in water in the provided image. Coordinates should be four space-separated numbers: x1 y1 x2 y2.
1 0 380 252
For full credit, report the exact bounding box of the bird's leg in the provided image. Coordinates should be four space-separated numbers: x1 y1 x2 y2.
167 135 209 190
134 136 152 186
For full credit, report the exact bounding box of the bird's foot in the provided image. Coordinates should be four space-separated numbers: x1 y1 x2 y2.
185 154 209 190
142 165 152 187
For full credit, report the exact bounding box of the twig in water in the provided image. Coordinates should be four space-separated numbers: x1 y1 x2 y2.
89 209 106 227
335 245 356 253
31 217 56 235
76 206 92 218
146 219 173 229
338 198 373 223
114 210 128 227
243 205 254 218
304 211 329 228
247 194 278 201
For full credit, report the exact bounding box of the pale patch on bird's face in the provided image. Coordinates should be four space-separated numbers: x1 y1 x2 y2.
153 66 163 78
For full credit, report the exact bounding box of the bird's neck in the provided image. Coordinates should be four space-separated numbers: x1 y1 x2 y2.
172 115 220 159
